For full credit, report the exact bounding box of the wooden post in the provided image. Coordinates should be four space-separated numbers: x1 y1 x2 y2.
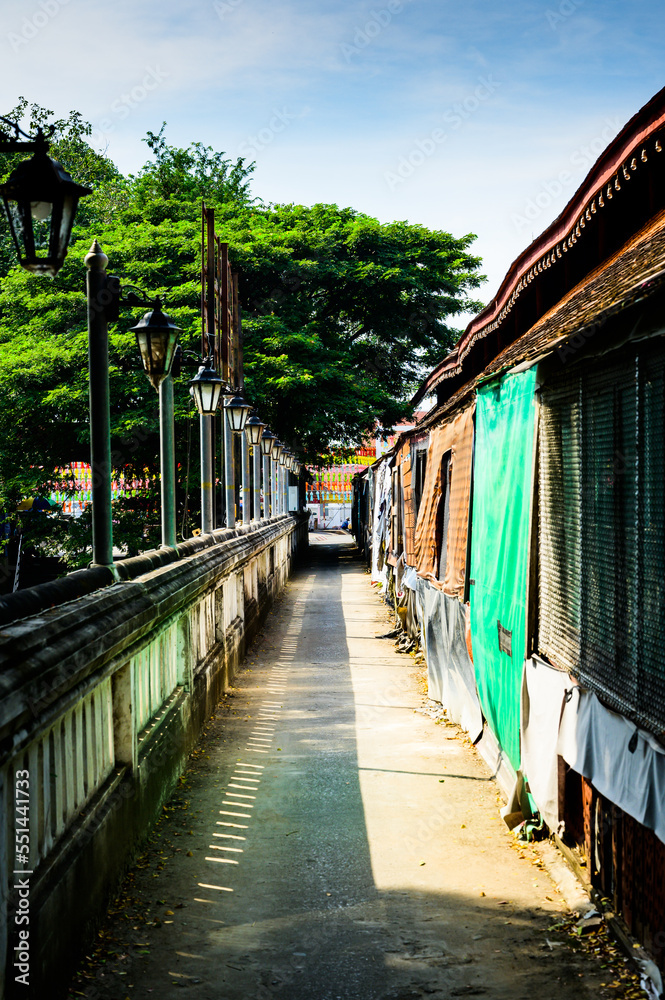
207 214 214 346
221 243 230 384
233 273 242 390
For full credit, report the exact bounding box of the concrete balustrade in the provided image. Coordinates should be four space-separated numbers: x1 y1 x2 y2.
0 513 308 999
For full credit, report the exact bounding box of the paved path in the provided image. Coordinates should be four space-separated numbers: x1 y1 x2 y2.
70 536 615 1000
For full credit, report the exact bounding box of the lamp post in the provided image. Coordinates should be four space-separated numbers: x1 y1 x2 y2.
273 441 283 514
0 119 104 570
0 119 91 277
279 447 288 514
189 359 226 534
245 414 264 521
84 241 115 571
294 460 301 511
84 247 183 568
285 453 295 513
224 393 251 527
283 452 290 513
260 428 275 517
130 303 181 548
241 433 250 525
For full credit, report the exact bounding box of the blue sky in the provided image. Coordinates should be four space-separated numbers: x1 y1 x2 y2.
1 0 664 308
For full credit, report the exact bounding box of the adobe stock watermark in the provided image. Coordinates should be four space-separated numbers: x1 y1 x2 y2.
7 0 71 53
213 0 244 17
546 0 583 30
511 117 620 233
238 108 298 159
341 0 407 62
384 75 501 191
89 66 169 148
554 314 640 367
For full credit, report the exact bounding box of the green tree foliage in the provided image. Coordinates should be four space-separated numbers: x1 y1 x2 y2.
0 103 484 560
127 123 255 221
224 203 483 453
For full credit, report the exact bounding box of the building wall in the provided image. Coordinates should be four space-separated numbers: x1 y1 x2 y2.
353 313 665 973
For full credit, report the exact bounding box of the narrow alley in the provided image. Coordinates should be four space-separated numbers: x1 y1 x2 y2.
69 535 634 1000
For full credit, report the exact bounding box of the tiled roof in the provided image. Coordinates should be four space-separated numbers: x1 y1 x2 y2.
417 207 665 427
415 86 665 405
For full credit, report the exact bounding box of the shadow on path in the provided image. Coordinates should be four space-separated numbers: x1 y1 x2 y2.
66 536 613 1000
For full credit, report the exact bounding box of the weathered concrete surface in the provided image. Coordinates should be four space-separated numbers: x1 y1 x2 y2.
69 535 616 999
2 516 306 1000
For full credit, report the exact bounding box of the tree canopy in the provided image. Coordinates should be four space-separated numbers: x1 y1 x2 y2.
0 100 484 515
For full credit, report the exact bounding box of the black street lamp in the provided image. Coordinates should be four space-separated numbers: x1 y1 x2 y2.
84 254 187 564
130 304 181 391
244 415 264 521
271 441 282 514
130 302 182 549
0 120 90 277
188 359 227 534
260 428 275 516
225 394 251 433
279 447 291 514
245 413 264 447
189 358 226 416
260 428 275 457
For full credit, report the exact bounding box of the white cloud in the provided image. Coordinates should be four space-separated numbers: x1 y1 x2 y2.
0 0 663 323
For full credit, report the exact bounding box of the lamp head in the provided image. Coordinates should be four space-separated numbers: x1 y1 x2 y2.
188 359 225 415
245 413 264 446
225 394 252 433
130 305 181 391
0 142 91 277
260 428 275 456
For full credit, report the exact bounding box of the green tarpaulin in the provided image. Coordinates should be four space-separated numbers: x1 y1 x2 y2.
470 368 537 770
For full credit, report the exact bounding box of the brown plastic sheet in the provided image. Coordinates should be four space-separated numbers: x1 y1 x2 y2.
414 403 474 597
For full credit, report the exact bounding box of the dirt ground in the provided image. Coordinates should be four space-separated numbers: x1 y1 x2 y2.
67 536 644 1000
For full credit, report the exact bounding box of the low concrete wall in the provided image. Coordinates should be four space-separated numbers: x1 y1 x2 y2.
0 514 308 999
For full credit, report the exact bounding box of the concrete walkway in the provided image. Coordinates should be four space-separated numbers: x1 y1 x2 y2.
70 536 615 1000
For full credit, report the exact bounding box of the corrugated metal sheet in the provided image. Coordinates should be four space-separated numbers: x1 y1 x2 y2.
414 403 474 598
402 449 415 567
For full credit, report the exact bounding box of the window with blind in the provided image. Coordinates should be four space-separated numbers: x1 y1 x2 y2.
436 451 452 582
413 448 428 515
402 454 416 565
538 341 665 733
390 466 402 556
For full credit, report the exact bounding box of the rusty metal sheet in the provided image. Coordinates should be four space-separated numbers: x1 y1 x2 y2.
414 402 474 598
